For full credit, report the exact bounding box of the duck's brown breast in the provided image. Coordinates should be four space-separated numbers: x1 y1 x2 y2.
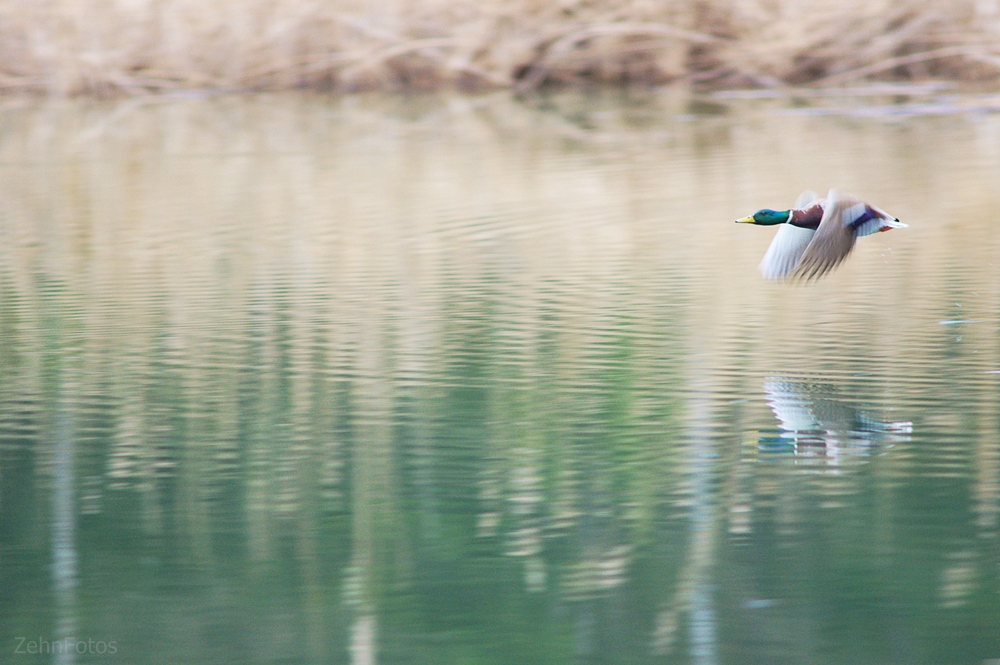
788 201 824 230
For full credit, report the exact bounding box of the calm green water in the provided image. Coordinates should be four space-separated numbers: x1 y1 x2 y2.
1 89 1000 664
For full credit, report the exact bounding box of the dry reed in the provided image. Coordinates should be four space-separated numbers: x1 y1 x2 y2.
1 0 999 95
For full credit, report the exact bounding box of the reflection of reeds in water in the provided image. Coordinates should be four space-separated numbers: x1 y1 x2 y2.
0 1 998 94
1 94 1000 653
0 95 993 497
0 95 696 629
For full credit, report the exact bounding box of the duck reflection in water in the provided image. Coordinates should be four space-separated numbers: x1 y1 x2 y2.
759 377 912 465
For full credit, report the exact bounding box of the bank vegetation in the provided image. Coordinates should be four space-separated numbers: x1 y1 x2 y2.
1 0 1000 95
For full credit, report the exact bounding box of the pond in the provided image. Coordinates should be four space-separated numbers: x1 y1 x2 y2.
1 88 999 664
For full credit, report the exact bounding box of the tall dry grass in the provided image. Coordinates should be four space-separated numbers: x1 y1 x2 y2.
1 0 999 94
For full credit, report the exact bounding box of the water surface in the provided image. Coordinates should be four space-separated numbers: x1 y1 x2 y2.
1 89 1000 664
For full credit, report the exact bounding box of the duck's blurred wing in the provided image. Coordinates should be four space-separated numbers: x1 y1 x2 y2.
795 190 819 208
793 189 858 279
759 224 814 279
758 190 821 279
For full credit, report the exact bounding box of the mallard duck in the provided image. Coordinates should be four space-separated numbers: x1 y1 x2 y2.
735 189 907 279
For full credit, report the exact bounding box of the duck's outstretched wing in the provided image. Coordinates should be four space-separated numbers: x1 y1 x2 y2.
759 224 814 279
757 190 820 279
793 189 859 280
795 190 819 208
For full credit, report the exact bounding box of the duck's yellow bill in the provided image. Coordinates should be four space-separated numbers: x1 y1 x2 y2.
735 216 755 224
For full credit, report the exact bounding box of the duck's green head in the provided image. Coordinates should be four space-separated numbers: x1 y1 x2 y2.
735 209 791 226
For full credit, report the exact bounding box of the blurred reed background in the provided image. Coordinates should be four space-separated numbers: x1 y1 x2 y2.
1 0 1000 95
